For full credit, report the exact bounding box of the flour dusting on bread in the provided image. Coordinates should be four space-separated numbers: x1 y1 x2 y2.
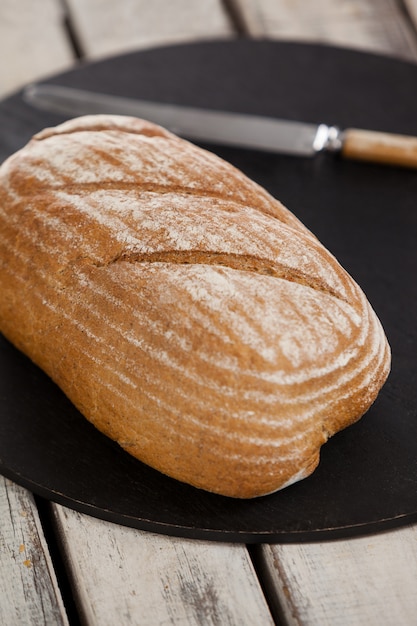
0 115 390 497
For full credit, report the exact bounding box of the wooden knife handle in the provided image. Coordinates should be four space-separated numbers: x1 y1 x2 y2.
342 128 417 169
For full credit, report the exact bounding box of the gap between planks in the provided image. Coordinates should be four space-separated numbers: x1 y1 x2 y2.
253 523 417 626
227 0 417 61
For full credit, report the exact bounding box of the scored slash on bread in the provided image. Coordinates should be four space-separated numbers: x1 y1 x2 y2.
0 115 390 498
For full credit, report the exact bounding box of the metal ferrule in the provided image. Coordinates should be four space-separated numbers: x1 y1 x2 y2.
313 124 343 153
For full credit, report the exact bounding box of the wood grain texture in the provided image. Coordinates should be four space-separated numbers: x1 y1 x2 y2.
0 477 69 626
256 524 417 625
51 503 274 625
0 0 74 98
63 0 234 58
229 0 417 60
342 127 417 168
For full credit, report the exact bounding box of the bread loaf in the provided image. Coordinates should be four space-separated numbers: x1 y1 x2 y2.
0 115 390 498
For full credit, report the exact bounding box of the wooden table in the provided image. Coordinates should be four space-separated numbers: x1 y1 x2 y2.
1 1 417 624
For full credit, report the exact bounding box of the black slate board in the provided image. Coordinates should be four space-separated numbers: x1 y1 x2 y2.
1 40 417 543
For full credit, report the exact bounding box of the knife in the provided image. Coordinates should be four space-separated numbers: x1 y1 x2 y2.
23 83 417 169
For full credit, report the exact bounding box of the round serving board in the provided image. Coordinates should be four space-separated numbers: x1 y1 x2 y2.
1 40 416 542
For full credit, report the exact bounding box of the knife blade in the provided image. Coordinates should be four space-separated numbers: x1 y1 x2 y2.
23 83 417 169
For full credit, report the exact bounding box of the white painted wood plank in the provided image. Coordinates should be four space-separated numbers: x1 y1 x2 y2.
256 524 417 626
229 0 417 60
51 503 274 626
0 0 74 98
404 0 417 30
0 477 69 626
64 0 234 59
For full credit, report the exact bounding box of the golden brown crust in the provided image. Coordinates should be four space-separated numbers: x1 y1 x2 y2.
0 115 390 498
